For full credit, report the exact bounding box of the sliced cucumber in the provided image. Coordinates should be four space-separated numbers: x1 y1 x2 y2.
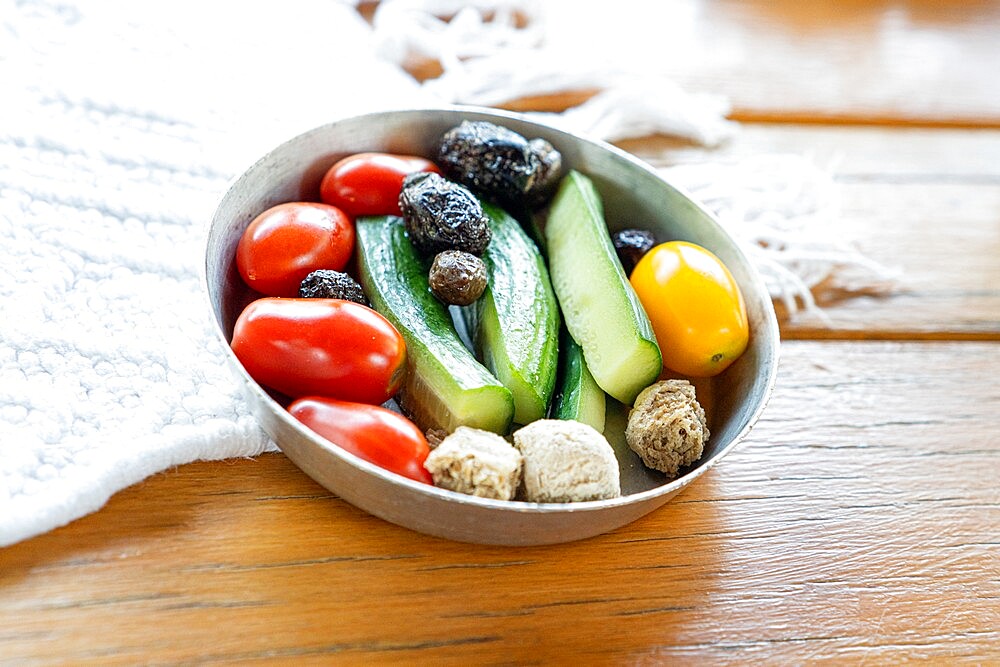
463 203 560 425
544 171 662 405
552 329 606 433
355 216 514 434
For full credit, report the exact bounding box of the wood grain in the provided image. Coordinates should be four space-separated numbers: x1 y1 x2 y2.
540 0 1000 126
619 127 1000 340
2 342 997 664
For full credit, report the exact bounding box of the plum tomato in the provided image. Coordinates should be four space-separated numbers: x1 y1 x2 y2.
236 202 354 297
630 241 749 378
319 152 441 217
231 298 406 404
288 397 432 484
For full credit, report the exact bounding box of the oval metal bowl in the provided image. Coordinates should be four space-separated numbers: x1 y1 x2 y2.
204 106 779 545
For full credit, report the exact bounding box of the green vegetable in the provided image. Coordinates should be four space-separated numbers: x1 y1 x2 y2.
544 171 662 404
463 203 560 425
355 216 514 434
552 329 606 433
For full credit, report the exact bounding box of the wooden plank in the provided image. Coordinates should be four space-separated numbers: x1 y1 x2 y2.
2 341 997 664
621 125 1000 180
619 126 1000 339
537 0 1000 125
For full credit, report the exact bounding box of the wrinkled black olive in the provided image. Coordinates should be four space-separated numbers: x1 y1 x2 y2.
398 172 491 256
428 250 488 306
298 269 368 305
612 228 656 275
526 137 563 204
437 121 562 207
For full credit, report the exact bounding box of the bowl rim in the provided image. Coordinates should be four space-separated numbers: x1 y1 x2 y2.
201 104 780 515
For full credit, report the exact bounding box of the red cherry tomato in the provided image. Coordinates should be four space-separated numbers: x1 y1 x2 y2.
231 298 406 404
236 202 354 297
288 397 432 484
320 153 441 217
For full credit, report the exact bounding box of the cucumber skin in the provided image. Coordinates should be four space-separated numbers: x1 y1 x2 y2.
553 331 606 433
544 171 662 405
355 216 513 434
465 203 560 425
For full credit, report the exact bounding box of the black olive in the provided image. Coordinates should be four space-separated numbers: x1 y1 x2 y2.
437 121 562 207
428 250 488 306
526 137 562 205
298 270 368 306
398 172 491 256
612 229 657 275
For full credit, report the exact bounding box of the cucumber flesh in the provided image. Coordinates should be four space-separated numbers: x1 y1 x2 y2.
464 203 560 425
553 329 606 433
355 216 514 434
544 171 662 405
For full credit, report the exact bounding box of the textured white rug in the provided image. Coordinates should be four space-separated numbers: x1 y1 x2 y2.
0 0 889 546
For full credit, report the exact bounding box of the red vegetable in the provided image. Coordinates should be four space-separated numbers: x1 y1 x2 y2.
236 202 354 297
319 152 441 217
231 298 406 404
288 397 432 484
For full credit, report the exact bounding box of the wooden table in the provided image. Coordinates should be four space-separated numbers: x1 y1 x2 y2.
3 2 998 663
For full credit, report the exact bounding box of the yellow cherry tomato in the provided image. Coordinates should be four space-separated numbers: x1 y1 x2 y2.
629 241 749 378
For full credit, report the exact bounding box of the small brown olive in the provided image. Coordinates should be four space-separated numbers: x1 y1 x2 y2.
428 250 488 306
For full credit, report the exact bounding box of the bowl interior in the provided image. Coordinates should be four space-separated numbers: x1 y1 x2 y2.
205 107 778 539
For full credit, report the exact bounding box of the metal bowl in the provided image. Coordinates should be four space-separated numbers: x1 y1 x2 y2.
204 106 779 545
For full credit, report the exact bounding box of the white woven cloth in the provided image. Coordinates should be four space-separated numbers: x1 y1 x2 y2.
0 0 889 546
